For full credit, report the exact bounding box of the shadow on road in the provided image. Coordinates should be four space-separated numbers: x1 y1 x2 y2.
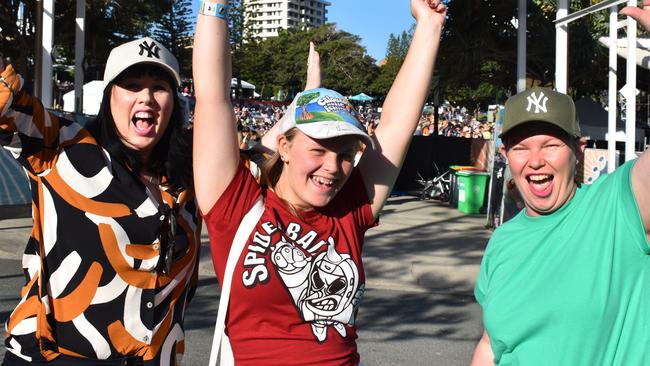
0 196 488 365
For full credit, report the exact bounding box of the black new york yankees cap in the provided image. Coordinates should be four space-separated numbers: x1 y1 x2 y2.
500 87 581 139
103 37 181 87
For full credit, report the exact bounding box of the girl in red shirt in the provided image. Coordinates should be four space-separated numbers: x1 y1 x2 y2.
193 1 447 365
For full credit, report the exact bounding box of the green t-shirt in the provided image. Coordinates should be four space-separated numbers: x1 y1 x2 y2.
475 160 650 365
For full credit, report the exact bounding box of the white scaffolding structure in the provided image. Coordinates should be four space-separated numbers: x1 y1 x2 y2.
37 0 86 113
550 0 640 169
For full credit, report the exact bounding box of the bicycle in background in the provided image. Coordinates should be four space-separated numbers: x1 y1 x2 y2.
416 162 451 202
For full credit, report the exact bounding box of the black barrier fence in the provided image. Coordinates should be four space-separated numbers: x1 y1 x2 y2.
393 135 472 193
1 135 474 218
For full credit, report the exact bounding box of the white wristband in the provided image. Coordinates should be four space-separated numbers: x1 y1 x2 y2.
200 1 229 19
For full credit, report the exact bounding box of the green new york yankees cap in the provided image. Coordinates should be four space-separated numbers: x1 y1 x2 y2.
500 87 580 139
104 37 181 87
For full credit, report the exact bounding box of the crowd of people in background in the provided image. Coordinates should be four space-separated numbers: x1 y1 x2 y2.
54 87 497 145
208 99 497 152
416 105 495 139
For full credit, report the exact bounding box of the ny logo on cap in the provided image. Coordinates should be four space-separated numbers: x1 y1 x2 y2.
138 40 160 59
526 91 548 114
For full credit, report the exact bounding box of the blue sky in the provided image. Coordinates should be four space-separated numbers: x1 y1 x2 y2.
190 0 416 62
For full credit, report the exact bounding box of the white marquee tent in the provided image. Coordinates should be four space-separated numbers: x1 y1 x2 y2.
62 80 104 115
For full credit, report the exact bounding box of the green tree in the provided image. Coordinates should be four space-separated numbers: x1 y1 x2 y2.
70 0 167 81
234 24 378 100
435 0 612 107
385 34 399 59
530 0 609 98
0 1 169 87
153 0 193 80
371 56 402 97
436 0 518 108
0 1 37 86
371 24 416 98
229 0 254 47
230 0 257 99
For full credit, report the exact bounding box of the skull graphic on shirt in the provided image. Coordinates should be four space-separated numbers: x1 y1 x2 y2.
271 237 364 342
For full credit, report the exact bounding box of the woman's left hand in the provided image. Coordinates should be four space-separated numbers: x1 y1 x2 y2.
411 0 447 26
305 42 321 90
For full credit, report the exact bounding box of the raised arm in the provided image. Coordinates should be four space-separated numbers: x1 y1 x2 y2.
358 0 446 218
621 1 650 242
192 1 239 214
260 42 321 152
304 42 322 90
0 58 74 175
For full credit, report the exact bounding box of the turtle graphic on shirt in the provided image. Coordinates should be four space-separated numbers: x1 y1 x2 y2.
271 237 364 342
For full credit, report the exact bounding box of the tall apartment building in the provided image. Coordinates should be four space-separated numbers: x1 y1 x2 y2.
243 0 331 41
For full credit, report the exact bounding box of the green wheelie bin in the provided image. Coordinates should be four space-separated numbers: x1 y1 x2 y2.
456 170 490 214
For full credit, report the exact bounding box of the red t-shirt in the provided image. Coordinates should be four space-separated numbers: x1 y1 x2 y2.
204 162 377 365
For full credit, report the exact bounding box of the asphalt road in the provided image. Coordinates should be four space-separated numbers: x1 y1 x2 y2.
0 258 481 366
0 197 488 365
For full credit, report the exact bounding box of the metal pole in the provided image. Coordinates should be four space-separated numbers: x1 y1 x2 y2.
41 0 54 108
517 0 527 92
34 1 43 100
608 6 618 172
625 0 637 161
556 0 569 93
554 0 629 27
74 0 86 115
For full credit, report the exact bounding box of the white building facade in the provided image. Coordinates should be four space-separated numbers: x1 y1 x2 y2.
244 0 331 40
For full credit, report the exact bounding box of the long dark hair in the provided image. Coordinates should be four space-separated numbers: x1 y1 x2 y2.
86 64 192 192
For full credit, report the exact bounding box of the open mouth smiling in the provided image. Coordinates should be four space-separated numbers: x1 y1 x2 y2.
526 174 554 196
311 175 336 188
132 111 156 135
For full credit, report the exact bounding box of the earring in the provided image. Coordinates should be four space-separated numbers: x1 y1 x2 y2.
281 155 287 162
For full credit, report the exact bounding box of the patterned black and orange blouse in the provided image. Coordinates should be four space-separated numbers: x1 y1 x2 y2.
0 65 201 365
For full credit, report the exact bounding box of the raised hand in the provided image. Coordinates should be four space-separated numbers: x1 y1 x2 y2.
305 41 321 90
621 0 650 32
411 0 447 26
259 42 321 153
